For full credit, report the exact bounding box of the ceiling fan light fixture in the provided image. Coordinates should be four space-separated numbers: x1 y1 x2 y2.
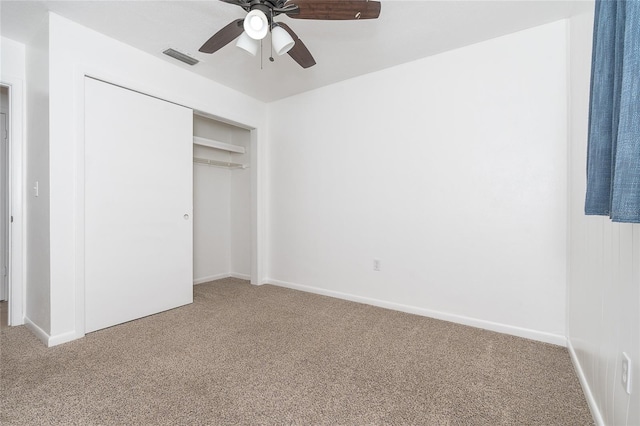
236 31 259 56
271 25 295 56
244 9 269 40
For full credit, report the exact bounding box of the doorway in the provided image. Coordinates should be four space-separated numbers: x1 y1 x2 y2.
0 78 25 327
1 85 9 328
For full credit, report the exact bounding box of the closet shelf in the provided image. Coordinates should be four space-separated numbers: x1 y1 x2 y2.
193 136 246 154
193 157 248 169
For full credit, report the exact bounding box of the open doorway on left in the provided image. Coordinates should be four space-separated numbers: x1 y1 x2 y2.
1 85 9 329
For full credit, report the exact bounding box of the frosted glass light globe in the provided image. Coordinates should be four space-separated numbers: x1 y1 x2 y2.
250 15 264 31
244 10 268 40
272 25 295 56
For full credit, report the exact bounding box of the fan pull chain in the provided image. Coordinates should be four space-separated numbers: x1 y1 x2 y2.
269 9 275 63
269 34 274 62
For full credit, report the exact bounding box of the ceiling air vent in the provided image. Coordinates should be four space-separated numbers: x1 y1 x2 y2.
163 48 199 66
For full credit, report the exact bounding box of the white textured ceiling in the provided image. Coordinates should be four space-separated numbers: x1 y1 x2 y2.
1 0 591 102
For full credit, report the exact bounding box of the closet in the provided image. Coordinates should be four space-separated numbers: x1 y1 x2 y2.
193 114 251 284
84 78 193 333
83 78 251 334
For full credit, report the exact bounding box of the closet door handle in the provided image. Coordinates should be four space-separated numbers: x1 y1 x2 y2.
184 214 190 220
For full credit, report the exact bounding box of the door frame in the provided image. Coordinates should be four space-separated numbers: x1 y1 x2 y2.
73 67 266 339
0 78 25 326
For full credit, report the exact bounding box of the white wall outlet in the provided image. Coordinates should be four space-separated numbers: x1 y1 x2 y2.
622 352 632 395
373 259 381 272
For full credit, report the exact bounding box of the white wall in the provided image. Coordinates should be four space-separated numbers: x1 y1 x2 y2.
46 13 266 345
567 10 640 426
24 23 51 334
230 127 251 278
193 116 251 283
267 20 568 344
1 37 26 79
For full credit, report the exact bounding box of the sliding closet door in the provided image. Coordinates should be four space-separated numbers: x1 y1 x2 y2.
84 77 193 333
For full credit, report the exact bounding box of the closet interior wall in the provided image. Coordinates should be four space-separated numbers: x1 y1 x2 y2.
193 114 251 284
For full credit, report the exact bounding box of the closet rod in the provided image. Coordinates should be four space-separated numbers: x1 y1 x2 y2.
193 157 248 169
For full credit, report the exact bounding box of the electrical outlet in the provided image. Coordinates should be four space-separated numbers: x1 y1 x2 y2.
373 259 381 272
622 352 632 395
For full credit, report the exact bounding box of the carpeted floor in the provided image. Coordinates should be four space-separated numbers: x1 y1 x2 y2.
1 278 592 425
0 301 7 330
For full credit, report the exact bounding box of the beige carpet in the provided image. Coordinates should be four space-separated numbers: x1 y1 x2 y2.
0 301 7 330
1 278 592 425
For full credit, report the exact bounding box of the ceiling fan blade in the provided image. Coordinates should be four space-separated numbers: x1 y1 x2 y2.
277 23 316 68
285 0 381 20
199 19 244 54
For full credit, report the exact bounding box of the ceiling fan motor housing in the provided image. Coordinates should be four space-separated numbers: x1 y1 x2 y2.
251 3 273 18
244 0 296 19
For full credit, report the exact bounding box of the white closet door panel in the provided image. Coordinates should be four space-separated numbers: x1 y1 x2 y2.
84 78 193 333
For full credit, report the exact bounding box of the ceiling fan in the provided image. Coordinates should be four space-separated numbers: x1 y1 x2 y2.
198 0 382 68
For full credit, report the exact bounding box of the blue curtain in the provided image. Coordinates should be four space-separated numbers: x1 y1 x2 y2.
585 0 640 222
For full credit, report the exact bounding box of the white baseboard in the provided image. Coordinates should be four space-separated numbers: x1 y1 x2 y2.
193 273 231 285
230 272 251 281
266 278 567 347
48 330 81 347
24 316 50 346
194 272 251 285
567 339 605 426
25 316 82 347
